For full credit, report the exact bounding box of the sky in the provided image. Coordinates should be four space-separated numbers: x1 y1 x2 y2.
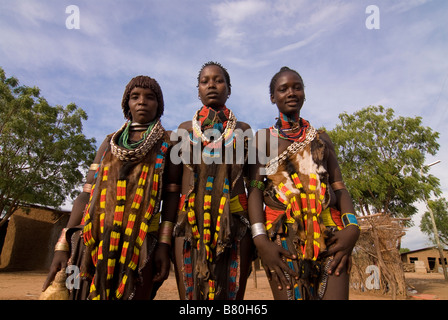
0 0 447 250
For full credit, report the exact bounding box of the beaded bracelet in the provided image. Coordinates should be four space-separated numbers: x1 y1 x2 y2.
249 180 265 191
341 213 360 229
251 222 267 239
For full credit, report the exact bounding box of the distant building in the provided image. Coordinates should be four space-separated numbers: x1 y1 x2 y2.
0 204 70 271
401 247 448 273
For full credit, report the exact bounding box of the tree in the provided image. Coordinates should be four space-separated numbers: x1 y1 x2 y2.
0 67 96 227
327 105 441 298
420 198 448 247
327 105 441 219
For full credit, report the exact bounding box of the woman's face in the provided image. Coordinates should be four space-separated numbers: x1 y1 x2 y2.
270 71 305 115
198 65 230 109
128 87 158 123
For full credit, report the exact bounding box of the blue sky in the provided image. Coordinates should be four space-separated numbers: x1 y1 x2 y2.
1 0 447 250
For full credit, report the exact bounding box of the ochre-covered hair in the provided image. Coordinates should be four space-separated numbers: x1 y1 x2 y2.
121 75 164 120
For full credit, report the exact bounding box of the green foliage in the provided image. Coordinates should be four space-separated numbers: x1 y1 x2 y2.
0 67 96 223
328 105 440 219
420 198 448 247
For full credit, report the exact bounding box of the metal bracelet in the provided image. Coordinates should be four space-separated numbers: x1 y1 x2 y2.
158 221 174 245
54 242 69 252
251 222 267 239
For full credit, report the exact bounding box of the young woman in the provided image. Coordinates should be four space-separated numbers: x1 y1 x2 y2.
172 62 253 300
42 75 179 300
248 67 360 300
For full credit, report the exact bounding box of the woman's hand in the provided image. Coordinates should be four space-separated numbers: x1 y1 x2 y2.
42 250 70 291
254 235 298 290
152 243 171 283
324 225 360 276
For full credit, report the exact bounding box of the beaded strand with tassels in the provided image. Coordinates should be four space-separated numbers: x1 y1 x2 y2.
181 177 232 300
271 171 328 261
85 141 169 300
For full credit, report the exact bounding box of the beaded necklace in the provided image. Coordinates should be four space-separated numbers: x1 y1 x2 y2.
184 105 238 300
270 112 310 142
118 120 157 150
265 125 317 176
110 119 164 162
191 106 236 157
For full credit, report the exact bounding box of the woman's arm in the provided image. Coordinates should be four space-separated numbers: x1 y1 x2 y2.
152 134 182 282
247 130 298 290
320 132 360 276
42 137 110 291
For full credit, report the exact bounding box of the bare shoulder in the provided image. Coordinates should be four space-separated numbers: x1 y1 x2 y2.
98 136 111 152
254 128 270 149
318 130 334 147
255 128 270 137
236 121 251 131
178 120 192 131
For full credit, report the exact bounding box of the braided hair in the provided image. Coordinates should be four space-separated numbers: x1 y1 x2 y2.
197 61 231 91
269 66 305 97
121 75 164 120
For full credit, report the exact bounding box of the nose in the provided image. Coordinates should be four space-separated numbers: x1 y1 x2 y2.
138 95 146 105
286 87 296 96
207 81 216 89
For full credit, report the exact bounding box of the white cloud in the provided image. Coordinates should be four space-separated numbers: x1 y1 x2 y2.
386 0 434 13
210 0 269 47
3 1 58 26
267 29 325 56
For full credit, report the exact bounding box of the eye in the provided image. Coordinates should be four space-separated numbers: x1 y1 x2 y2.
277 86 287 92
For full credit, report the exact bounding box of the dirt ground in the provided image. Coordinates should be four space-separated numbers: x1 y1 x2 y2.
0 269 447 300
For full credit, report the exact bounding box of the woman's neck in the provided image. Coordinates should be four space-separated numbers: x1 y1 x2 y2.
278 112 300 129
205 104 226 111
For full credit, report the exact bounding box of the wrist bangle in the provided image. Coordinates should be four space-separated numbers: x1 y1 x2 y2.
341 213 360 229
54 228 70 252
158 221 174 245
89 163 99 171
54 242 70 252
251 222 267 239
